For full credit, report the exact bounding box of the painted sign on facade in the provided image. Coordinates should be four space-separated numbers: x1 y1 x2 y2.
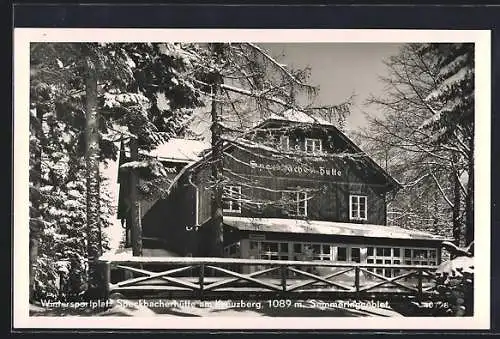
249 160 342 177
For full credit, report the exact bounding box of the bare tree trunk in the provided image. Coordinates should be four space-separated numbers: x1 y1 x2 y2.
29 207 41 302
208 81 224 257
29 224 39 302
451 153 462 247
465 136 474 246
129 137 142 256
84 50 102 293
206 43 225 258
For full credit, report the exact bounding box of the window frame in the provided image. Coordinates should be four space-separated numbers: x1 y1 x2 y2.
223 241 241 258
283 191 308 217
245 241 439 277
304 138 323 154
366 246 438 278
248 240 334 261
223 185 242 213
349 194 368 221
337 247 348 261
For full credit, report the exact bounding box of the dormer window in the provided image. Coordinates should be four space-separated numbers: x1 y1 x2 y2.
305 138 322 154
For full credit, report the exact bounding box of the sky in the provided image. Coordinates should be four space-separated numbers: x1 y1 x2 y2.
261 43 403 131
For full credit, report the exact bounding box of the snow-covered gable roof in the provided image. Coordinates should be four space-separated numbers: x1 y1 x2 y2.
144 138 210 163
267 109 334 126
164 109 401 191
254 111 402 190
224 216 449 242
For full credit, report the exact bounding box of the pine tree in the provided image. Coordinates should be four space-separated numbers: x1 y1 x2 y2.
29 42 204 299
30 43 114 300
82 44 102 294
418 43 474 245
109 43 204 254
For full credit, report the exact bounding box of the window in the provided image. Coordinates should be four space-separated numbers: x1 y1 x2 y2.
365 246 439 279
223 242 241 258
296 192 307 216
247 240 335 277
283 191 308 217
293 243 302 254
280 243 289 252
367 246 403 277
305 138 322 154
266 242 278 252
351 248 361 263
403 248 437 266
251 240 335 262
413 249 428 259
375 259 383 275
337 247 347 261
393 259 401 277
350 195 367 221
279 135 290 151
223 185 241 213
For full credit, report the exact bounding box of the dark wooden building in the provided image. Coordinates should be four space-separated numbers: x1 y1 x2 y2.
117 111 448 277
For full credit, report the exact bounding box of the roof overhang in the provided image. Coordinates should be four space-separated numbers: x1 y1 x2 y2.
223 216 450 242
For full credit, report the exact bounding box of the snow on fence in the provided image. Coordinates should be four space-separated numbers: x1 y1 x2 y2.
96 256 441 302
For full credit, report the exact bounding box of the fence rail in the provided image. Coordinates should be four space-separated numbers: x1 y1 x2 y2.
97 256 439 301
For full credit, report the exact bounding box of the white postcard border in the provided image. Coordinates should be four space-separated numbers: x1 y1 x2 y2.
13 28 491 330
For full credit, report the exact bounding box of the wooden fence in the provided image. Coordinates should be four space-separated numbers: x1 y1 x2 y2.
97 257 440 301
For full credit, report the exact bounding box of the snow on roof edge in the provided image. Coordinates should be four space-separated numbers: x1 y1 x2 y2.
223 216 449 242
144 138 210 162
255 113 402 190
266 109 335 127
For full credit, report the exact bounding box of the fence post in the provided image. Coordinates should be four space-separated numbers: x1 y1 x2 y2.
417 269 423 301
98 260 110 300
281 265 287 292
355 266 360 298
199 263 205 301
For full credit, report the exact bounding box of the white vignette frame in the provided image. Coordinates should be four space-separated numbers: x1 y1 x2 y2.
12 28 491 330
